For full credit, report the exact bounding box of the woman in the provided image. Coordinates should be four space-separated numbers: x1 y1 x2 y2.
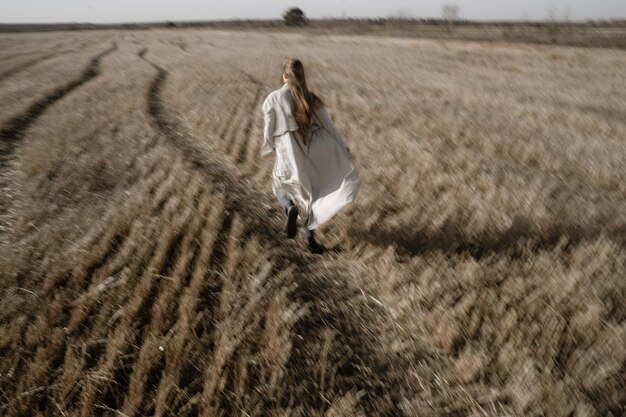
260 58 358 254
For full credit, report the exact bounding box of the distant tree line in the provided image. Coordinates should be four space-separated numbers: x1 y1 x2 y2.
1 17 625 34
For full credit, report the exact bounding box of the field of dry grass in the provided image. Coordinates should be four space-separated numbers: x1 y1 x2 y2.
0 28 624 416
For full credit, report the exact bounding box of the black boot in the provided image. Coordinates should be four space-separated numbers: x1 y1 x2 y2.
307 232 324 254
286 204 299 239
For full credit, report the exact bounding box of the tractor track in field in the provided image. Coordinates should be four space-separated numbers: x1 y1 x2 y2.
139 48 284 236
138 47 405 416
0 42 117 243
0 42 117 167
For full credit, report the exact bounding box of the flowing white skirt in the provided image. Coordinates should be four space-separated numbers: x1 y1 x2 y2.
271 126 359 230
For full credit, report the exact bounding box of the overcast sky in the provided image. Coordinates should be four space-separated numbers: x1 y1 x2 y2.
2 0 625 24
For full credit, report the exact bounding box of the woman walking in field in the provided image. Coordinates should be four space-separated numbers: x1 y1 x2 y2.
261 58 358 254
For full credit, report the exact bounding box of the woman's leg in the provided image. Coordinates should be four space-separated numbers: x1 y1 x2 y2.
304 228 323 254
276 191 298 238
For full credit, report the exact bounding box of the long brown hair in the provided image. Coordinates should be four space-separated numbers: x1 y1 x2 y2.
283 58 322 142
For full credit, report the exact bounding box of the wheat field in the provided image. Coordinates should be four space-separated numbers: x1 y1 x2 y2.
0 28 624 417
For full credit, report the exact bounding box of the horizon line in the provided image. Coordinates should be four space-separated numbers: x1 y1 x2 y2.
2 16 626 26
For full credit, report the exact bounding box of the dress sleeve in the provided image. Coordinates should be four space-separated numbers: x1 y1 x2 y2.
315 104 351 154
260 96 276 156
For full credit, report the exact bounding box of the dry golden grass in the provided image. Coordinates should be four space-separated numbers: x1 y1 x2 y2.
0 28 624 417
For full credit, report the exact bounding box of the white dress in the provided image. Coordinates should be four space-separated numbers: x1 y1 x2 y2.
260 84 359 230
